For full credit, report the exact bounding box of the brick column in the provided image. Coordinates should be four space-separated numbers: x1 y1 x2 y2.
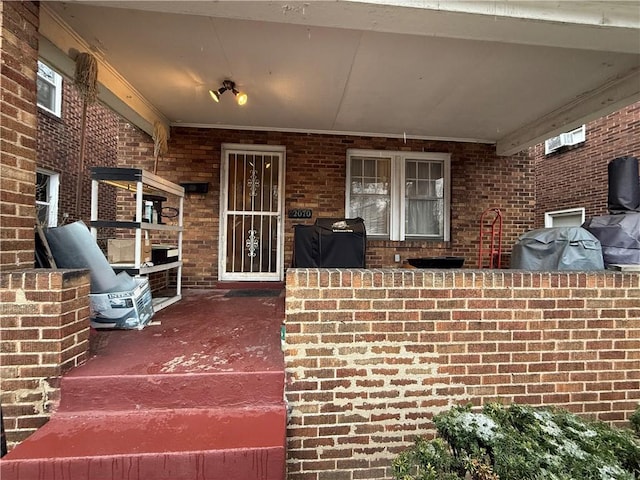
0 269 91 449
0 1 39 270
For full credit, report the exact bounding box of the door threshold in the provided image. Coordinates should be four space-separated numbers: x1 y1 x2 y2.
216 281 284 290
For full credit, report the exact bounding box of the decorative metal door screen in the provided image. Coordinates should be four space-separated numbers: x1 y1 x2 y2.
220 148 283 280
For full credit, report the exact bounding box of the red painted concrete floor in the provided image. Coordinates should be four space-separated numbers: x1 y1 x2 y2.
83 287 285 376
1 287 287 480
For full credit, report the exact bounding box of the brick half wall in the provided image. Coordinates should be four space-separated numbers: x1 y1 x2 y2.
284 269 640 480
0 269 91 450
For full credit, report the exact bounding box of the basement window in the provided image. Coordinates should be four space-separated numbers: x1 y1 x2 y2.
544 207 585 228
37 61 63 117
346 149 451 241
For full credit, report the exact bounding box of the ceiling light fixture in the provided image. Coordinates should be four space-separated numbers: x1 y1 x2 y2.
208 80 248 106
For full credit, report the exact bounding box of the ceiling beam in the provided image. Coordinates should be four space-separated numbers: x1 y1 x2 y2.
38 4 169 138
71 1 640 54
496 67 640 156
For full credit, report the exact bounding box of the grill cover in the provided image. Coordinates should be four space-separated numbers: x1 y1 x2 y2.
608 156 640 213
292 224 318 268
510 227 604 271
582 213 640 266
293 218 366 268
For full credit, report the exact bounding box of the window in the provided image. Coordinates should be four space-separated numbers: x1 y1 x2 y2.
544 207 585 228
37 61 63 117
346 149 450 241
36 169 60 227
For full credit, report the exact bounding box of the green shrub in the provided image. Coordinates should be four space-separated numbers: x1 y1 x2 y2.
631 405 640 437
392 403 640 480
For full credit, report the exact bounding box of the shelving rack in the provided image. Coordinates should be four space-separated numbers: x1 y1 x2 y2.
90 167 184 311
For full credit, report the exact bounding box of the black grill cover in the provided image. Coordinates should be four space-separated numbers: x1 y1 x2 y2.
292 218 366 268
608 156 640 213
292 225 318 268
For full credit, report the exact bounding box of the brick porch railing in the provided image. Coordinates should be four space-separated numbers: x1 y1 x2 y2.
284 268 640 480
0 269 91 449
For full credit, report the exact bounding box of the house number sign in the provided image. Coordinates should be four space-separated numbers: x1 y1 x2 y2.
288 209 312 219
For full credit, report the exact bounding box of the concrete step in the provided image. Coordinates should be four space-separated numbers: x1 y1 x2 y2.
58 371 285 411
0 406 286 480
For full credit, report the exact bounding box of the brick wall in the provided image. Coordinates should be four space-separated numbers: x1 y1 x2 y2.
118 125 534 286
0 269 91 450
534 101 640 227
284 268 640 480
37 80 120 225
0 1 39 270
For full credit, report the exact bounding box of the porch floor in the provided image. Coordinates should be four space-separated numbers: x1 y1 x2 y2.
1 287 287 480
83 286 285 377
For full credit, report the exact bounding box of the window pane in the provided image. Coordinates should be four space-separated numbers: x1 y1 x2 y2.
417 180 430 196
418 161 429 178
351 158 362 176
38 61 57 82
351 196 389 235
350 157 390 235
405 161 416 179
37 77 55 112
36 172 49 203
37 61 61 116
363 159 376 177
36 203 50 226
430 162 442 180
405 159 444 236
405 199 443 236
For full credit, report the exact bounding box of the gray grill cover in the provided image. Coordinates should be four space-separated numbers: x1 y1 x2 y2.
582 213 640 266
511 227 604 271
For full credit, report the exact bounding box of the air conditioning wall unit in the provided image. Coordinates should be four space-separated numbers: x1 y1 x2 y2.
544 125 586 155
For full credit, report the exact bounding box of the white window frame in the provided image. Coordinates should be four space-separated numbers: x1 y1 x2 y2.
37 60 63 117
36 169 60 227
346 149 451 241
544 207 585 228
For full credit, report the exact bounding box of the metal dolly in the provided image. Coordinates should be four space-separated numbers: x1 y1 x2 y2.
478 208 503 269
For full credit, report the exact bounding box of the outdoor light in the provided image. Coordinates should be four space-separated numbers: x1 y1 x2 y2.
209 80 248 106
209 88 223 103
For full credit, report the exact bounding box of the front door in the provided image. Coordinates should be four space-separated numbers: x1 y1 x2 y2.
219 144 285 281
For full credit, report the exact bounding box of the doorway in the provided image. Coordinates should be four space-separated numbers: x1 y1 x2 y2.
219 144 285 281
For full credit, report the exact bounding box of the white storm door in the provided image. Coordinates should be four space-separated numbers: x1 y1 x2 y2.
219 145 285 281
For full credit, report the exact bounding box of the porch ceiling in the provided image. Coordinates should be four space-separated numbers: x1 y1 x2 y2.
40 1 640 155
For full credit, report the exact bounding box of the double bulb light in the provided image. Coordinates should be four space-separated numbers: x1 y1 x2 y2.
209 80 248 106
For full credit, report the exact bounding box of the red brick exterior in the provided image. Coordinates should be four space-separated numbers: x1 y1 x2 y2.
0 2 95 451
534 101 640 227
0 269 91 449
37 80 120 225
0 1 39 270
117 126 534 286
2 2 637 468
284 269 640 480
